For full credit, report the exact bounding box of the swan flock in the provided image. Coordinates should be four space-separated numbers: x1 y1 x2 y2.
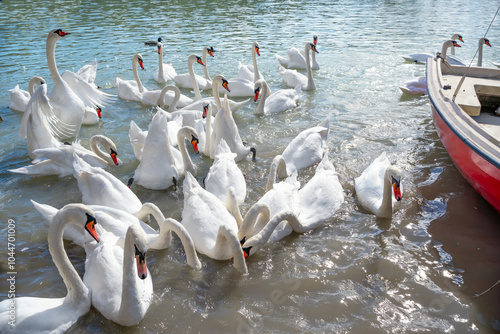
3 28 408 331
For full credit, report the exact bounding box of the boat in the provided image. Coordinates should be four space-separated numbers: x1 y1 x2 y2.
426 51 500 213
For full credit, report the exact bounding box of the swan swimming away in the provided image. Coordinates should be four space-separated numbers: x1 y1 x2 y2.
8 76 46 112
402 34 465 65
281 116 330 175
276 34 320 70
354 151 403 218
0 203 99 334
205 139 247 205
279 42 318 90
10 134 120 177
253 79 302 115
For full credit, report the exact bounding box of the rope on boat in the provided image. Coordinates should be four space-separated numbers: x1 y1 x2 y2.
452 5 500 102
470 278 500 299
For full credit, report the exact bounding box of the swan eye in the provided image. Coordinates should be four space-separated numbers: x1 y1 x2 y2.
255 46 260 56
134 244 146 261
242 246 252 259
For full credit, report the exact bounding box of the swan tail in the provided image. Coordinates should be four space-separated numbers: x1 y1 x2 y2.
229 98 250 112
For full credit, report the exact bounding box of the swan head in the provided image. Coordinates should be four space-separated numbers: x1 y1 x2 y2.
254 81 262 102
202 102 211 119
84 212 100 242
253 42 261 56
310 43 319 54
191 134 200 154
313 34 318 45
386 166 402 202
109 147 119 165
96 106 102 119
451 34 464 43
482 38 492 47
205 46 215 57
49 28 71 41
157 42 163 54
189 54 205 66
134 54 145 70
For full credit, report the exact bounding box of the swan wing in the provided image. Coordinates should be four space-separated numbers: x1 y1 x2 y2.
76 58 98 84
354 152 390 213
62 70 114 108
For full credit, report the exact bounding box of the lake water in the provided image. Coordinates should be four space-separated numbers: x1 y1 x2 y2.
0 0 499 333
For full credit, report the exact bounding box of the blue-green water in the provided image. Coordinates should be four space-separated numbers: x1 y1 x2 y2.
0 0 499 333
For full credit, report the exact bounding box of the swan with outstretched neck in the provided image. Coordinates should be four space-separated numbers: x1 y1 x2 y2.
354 151 403 218
154 40 178 83
0 204 99 334
476 37 492 67
116 54 146 102
9 134 120 177
279 42 318 90
173 54 206 101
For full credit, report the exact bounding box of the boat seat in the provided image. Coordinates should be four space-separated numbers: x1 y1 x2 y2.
442 75 500 116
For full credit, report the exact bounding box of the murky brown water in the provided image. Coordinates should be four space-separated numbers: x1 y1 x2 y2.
0 0 499 332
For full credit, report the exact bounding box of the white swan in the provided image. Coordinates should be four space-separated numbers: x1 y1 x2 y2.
173 54 206 101
476 37 492 67
179 74 250 113
276 34 320 70
279 42 318 90
254 79 302 115
153 85 194 111
354 151 403 218
0 204 99 334
72 154 143 214
205 139 247 205
281 116 330 175
200 46 215 90
45 29 86 138
116 54 146 101
154 41 178 83
8 76 46 112
210 94 256 161
33 200 201 269
181 172 270 274
76 58 98 87
10 134 120 177
440 40 463 64
130 109 199 190
172 48 213 91
399 76 427 95
402 34 465 65
83 224 152 326
18 84 75 159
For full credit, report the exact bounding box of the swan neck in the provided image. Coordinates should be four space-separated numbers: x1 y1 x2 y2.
188 58 202 101
133 58 145 93
216 225 248 274
48 209 89 302
118 229 144 317
204 106 212 157
255 82 268 115
378 169 394 218
89 136 111 164
160 218 201 269
203 49 211 80
226 187 243 227
177 128 196 175
441 43 449 60
266 155 287 192
46 36 64 87
252 44 259 82
304 45 315 89
237 203 270 241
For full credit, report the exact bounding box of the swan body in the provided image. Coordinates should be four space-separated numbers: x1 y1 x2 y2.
8 76 46 112
279 42 318 90
10 135 120 177
182 172 269 274
131 109 199 190
354 152 403 218
205 139 247 205
19 84 75 159
0 204 99 334
277 34 320 70
210 94 256 161
154 41 178 83
236 42 263 82
399 76 427 95
72 154 143 214
402 34 465 65
116 54 146 101
281 116 330 175
173 48 213 91
83 224 152 326
173 54 206 100
254 79 301 115
45 29 86 138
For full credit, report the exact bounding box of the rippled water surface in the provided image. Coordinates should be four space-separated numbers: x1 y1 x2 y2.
1 0 500 333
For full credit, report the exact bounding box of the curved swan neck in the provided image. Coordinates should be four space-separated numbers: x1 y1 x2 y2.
29 76 45 96
237 202 270 242
46 34 64 87
266 155 287 192
226 187 243 226
188 55 202 101
133 55 145 93
134 202 166 223
158 218 202 269
158 86 180 112
48 205 90 302
216 225 248 274
89 135 113 165
242 210 303 257
177 127 197 175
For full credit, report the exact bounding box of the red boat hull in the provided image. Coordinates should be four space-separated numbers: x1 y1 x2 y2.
431 104 500 213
